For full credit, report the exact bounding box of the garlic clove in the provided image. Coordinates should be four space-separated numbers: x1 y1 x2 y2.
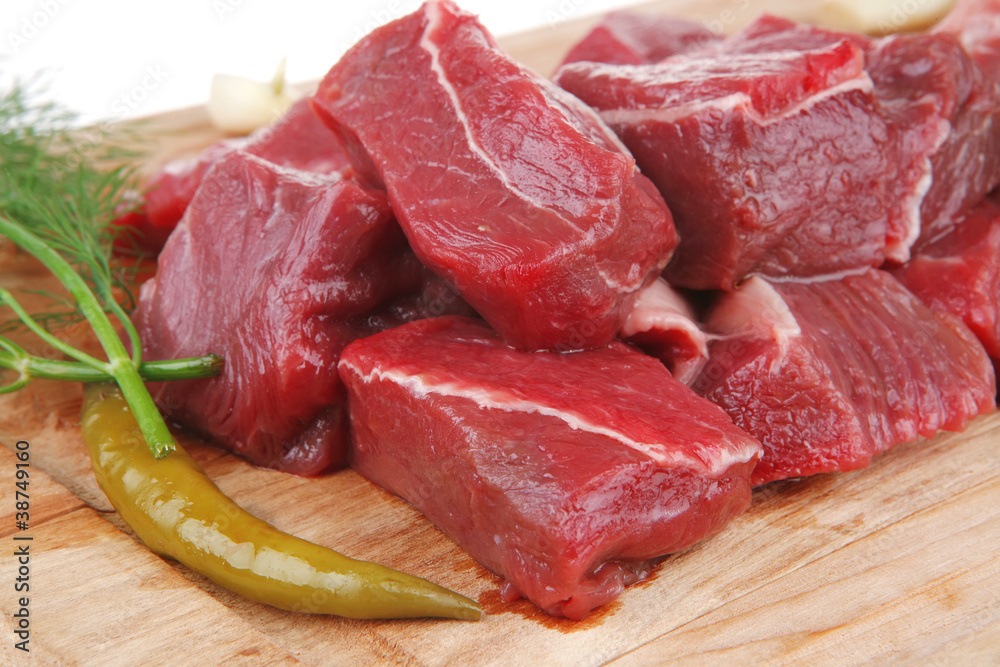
208 58 301 135
817 0 956 35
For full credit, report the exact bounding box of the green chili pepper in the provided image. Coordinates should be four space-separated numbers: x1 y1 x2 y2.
80 383 482 621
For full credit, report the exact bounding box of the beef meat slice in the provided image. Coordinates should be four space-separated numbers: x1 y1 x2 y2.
134 150 420 475
338 316 762 619
311 0 678 351
556 8 1000 285
692 270 996 486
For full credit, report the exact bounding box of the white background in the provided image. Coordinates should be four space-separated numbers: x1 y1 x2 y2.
1 0 641 124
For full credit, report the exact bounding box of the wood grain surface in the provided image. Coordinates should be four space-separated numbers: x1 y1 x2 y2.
2 1 999 665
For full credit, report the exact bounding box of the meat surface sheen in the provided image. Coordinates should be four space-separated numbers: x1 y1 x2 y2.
893 197 1000 361
338 316 762 619
134 150 421 475
117 97 351 253
692 270 996 486
560 11 720 67
311 0 678 351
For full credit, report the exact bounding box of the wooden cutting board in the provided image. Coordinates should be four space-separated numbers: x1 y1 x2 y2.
2 1 999 664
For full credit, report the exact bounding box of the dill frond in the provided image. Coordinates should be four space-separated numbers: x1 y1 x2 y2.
0 79 144 325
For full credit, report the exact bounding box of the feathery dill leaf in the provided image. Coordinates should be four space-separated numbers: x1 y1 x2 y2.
0 80 142 323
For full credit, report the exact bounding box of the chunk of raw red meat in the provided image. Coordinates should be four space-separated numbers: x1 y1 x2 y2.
620 278 709 384
914 0 1000 247
892 197 1000 361
556 6 1000 285
311 0 678 351
560 11 720 67
691 270 996 486
676 15 994 254
116 97 351 253
339 316 762 619
134 150 422 475
556 16 908 289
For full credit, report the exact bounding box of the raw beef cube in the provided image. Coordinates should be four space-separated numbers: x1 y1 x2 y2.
134 150 422 475
893 197 1000 361
717 10 1000 259
556 16 910 289
620 278 709 384
560 11 720 67
556 6 1000 284
311 0 678 351
339 316 762 619
817 1 1000 255
691 270 996 486
116 97 351 253
914 0 1000 247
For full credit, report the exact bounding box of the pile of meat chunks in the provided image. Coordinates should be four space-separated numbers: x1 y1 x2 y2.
125 0 999 618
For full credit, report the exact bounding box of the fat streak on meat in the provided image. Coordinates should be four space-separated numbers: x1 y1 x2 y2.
311 0 678 351
339 316 762 619
620 278 710 385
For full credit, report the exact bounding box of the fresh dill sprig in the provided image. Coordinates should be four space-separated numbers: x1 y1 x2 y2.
0 80 140 316
0 80 221 457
